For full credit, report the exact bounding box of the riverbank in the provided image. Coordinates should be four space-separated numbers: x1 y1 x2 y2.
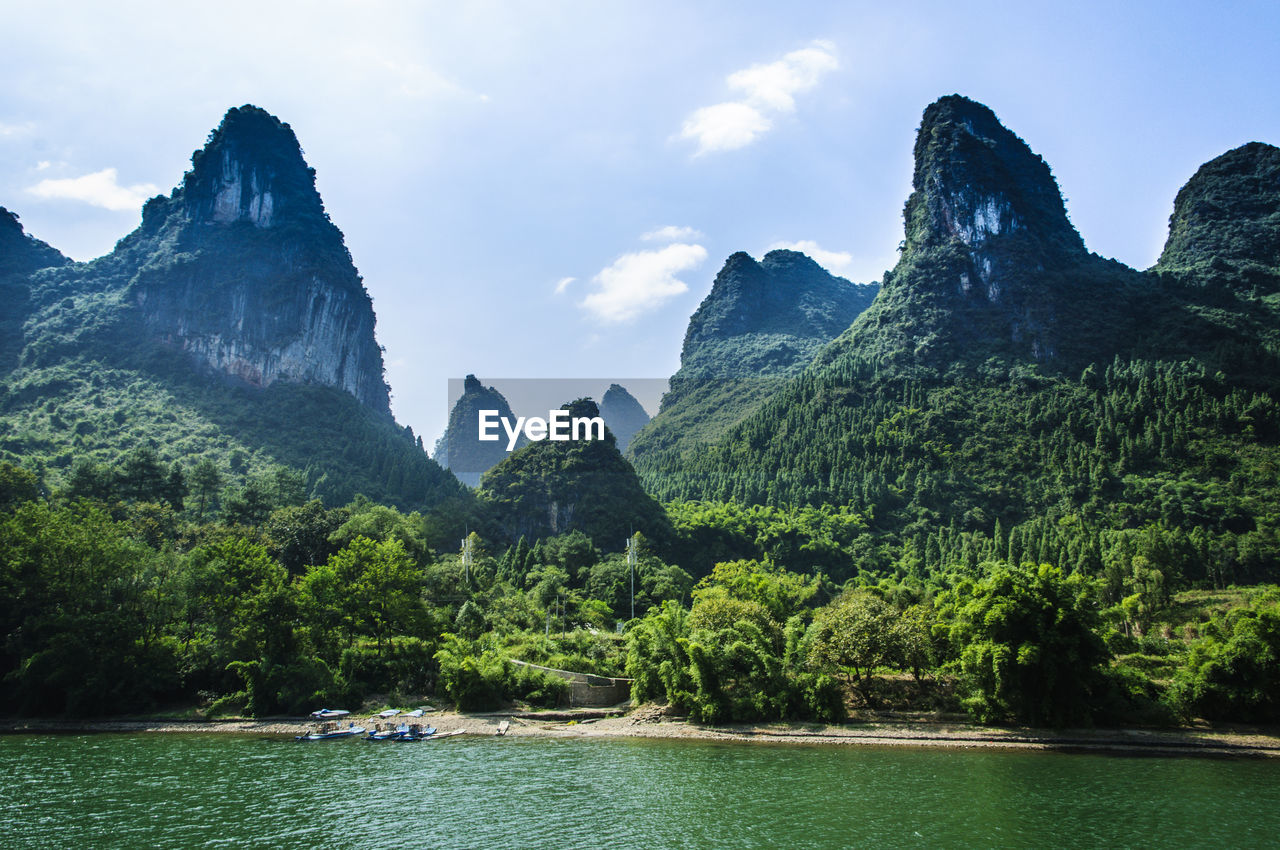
5 707 1280 758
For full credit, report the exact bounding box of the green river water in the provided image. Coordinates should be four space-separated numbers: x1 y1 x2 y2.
2 733 1278 848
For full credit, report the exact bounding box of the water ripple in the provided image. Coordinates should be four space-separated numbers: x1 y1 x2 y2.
2 733 1279 848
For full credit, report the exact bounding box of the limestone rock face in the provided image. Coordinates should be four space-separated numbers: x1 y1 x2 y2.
909 95 1084 259
819 94 1145 372
127 105 390 412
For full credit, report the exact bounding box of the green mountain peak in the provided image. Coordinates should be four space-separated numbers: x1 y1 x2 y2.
821 94 1143 374
1156 141 1280 290
0 107 459 509
173 104 322 229
118 104 391 412
908 94 1085 257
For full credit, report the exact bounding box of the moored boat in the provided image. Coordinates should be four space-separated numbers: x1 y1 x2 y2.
308 708 350 720
295 723 366 741
366 723 409 741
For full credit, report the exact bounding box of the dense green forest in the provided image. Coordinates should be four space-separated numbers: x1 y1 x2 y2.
3 454 1278 727
4 98 1279 730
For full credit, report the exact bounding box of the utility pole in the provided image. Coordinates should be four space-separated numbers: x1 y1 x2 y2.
461 533 473 585
626 533 637 621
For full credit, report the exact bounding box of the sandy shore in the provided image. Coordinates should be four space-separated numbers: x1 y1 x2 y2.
4 708 1279 758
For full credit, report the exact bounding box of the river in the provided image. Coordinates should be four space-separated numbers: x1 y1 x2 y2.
3 733 1278 848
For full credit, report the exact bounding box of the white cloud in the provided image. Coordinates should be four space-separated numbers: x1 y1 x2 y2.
26 168 159 212
554 276 575 295
768 240 854 276
728 43 840 112
35 160 52 171
641 225 705 243
681 102 772 155
680 40 838 156
582 243 707 322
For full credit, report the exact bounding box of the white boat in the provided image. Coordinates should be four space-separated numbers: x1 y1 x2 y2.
389 725 436 742
296 724 365 741
424 729 465 741
309 708 350 720
377 709 400 719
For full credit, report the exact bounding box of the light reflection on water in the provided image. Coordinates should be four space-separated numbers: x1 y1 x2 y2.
2 733 1279 849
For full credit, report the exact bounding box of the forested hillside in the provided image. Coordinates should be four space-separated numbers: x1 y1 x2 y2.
0 107 460 510
641 97 1280 587
628 249 877 472
3 96 1279 730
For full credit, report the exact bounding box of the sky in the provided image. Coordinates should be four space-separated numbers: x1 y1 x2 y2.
3 0 1279 447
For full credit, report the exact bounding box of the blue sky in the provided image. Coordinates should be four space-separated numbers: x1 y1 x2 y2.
2 1 1278 446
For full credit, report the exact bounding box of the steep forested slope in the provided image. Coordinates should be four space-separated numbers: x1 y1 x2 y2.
0 106 460 509
643 96 1280 583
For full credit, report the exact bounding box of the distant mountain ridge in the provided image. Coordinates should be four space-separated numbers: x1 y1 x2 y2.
479 397 671 546
598 383 649 453
628 249 878 475
1156 141 1280 288
0 208 69 370
678 249 880 379
435 375 525 486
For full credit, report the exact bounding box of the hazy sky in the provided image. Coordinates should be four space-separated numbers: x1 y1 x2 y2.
3 1 1278 446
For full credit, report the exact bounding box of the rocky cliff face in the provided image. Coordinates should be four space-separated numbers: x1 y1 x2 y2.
820 95 1144 373
0 107 460 509
125 105 390 412
1156 141 1280 290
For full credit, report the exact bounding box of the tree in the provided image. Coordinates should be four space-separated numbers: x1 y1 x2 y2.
692 559 821 623
163 462 187 512
0 461 40 510
189 458 223 521
0 502 176 714
807 590 897 692
120 447 168 504
265 500 348 574
328 502 427 564
65 459 115 503
625 601 694 709
433 634 506 711
938 564 1108 726
301 536 425 653
1171 591 1280 722
222 478 274 526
